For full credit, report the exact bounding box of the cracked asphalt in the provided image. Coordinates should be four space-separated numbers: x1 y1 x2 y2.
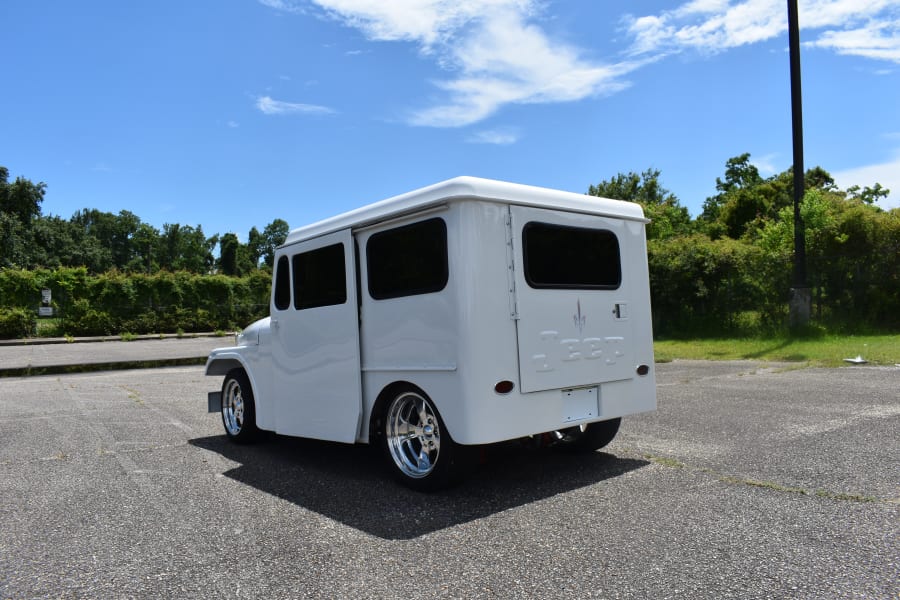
0 359 897 598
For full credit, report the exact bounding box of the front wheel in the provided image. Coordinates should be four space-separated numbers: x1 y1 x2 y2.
221 369 259 443
380 388 467 491
553 418 621 452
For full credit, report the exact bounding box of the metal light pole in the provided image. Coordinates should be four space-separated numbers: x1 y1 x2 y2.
788 0 810 327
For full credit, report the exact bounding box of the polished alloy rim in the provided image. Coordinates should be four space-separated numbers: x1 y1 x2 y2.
386 392 441 479
222 379 245 436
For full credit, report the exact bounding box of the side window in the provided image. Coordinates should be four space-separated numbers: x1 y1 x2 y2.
292 243 347 310
367 218 448 300
273 255 291 310
523 222 621 289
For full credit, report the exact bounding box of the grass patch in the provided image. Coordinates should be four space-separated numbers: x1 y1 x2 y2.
814 490 877 503
644 454 687 469
35 318 64 337
654 334 899 366
123 386 143 405
720 476 808 495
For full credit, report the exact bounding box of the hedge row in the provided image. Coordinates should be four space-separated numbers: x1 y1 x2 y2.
0 267 272 337
2 239 897 339
646 234 900 336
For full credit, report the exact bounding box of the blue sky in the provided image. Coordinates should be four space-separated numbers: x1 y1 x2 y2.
2 0 898 240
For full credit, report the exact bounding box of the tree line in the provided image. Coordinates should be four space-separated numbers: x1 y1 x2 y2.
0 166 289 276
1 157 897 338
588 154 898 335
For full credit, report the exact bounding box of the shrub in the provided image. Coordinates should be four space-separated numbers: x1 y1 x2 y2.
0 307 35 339
63 299 115 336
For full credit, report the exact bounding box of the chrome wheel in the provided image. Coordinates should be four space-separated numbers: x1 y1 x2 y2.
220 369 259 443
222 377 246 436
386 391 441 479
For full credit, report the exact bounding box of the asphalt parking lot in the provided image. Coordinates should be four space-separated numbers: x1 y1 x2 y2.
1 361 897 599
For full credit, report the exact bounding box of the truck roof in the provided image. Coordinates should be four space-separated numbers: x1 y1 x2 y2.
282 176 648 247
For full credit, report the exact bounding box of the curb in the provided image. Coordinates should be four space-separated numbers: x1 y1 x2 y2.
0 332 231 347
0 356 209 378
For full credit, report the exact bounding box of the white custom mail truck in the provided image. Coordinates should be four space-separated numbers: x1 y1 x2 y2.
206 176 656 490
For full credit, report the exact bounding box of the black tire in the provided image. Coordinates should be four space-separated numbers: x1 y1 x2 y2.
379 386 468 492
553 418 621 453
221 369 260 443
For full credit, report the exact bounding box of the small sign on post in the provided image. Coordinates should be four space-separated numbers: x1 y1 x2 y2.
39 288 54 317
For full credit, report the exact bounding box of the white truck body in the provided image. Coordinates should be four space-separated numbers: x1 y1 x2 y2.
206 176 655 483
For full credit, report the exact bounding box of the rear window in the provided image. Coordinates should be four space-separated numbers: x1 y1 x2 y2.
367 218 448 300
523 222 621 289
292 243 347 310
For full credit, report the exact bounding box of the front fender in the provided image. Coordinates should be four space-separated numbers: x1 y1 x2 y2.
205 348 250 377
205 347 273 431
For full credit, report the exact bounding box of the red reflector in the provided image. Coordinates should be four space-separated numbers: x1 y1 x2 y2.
494 380 515 394
636 364 650 376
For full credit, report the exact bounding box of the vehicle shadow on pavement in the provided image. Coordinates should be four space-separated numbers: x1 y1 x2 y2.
190 434 648 540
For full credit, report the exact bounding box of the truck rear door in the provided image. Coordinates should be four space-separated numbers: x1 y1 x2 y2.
510 205 636 393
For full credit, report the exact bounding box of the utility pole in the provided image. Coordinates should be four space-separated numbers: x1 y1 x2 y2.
788 0 810 328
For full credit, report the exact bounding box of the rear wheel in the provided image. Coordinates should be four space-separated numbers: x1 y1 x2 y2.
554 418 621 452
381 387 466 491
221 369 259 443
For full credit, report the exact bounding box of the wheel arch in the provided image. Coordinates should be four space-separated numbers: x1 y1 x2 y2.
205 356 246 377
368 381 434 442
206 354 263 419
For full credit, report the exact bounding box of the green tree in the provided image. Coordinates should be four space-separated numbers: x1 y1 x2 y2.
159 224 215 273
261 219 290 267
0 211 27 268
247 226 264 269
0 167 47 268
700 153 763 221
587 168 691 240
0 166 46 225
219 233 241 276
128 222 160 273
846 182 890 205
71 209 144 270
183 225 218 274
699 155 844 240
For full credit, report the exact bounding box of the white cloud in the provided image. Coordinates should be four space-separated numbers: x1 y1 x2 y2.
625 0 900 63
227 120 240 128
753 152 781 175
625 0 786 55
258 0 307 14
299 0 637 127
806 18 900 62
466 127 520 145
832 151 900 210
308 0 527 49
800 0 895 28
260 0 900 128
255 95 336 115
